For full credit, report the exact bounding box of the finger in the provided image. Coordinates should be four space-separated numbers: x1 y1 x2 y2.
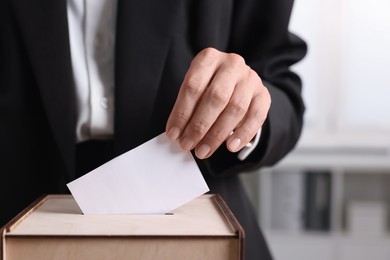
166 48 221 141
194 77 254 159
179 54 245 151
226 86 270 153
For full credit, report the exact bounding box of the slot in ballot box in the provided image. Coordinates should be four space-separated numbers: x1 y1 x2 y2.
1 194 244 260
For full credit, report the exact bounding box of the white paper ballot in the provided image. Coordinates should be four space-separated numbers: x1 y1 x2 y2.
67 133 209 215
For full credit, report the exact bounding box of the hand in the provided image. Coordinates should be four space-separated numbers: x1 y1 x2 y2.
166 47 270 159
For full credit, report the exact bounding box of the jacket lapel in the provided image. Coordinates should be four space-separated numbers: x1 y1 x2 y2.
13 0 76 179
12 0 183 174
114 0 182 153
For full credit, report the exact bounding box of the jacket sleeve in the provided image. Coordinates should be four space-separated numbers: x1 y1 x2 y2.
198 0 307 177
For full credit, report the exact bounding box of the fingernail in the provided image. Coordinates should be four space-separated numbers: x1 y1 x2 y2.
196 144 211 159
167 127 180 140
180 137 194 150
229 138 241 152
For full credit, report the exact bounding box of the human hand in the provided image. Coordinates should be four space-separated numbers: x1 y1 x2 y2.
166 47 271 159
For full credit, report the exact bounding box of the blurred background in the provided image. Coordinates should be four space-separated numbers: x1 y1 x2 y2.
241 0 390 259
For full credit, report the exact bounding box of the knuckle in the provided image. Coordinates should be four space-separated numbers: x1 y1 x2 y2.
254 106 268 124
253 92 271 123
245 67 261 88
173 109 191 122
259 111 268 124
227 99 247 116
183 76 203 96
226 53 245 67
248 67 260 81
209 129 227 143
200 47 220 58
195 48 220 67
208 88 229 108
262 86 271 102
240 125 257 142
190 120 210 136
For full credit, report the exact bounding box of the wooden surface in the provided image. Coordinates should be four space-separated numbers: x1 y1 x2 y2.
6 195 237 236
6 237 239 260
2 194 244 260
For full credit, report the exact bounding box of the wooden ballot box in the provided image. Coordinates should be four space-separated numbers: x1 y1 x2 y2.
1 194 244 260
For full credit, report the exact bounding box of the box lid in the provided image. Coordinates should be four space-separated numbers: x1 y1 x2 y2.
3 195 242 237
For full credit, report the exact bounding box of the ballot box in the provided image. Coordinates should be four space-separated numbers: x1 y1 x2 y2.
1 194 244 260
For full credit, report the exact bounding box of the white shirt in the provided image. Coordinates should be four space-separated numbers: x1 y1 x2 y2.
67 0 117 142
66 0 259 159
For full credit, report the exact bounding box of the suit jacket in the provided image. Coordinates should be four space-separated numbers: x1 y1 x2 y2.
0 0 306 259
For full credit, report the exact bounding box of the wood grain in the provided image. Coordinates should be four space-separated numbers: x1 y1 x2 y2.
2 194 243 260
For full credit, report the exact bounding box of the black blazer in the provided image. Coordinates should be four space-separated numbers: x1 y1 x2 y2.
0 0 306 259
